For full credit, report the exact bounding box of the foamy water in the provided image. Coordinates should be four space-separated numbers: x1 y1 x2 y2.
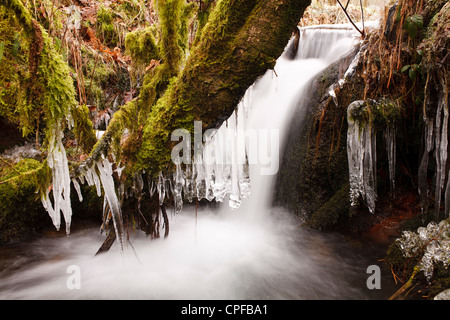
0 205 392 299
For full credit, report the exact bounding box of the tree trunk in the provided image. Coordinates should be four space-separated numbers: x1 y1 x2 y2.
135 0 312 175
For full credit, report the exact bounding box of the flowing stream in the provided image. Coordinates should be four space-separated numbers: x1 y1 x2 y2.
0 25 396 300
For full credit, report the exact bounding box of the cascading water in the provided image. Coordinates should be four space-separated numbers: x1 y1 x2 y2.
0 26 395 300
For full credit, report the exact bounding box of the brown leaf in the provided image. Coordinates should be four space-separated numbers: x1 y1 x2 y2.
145 59 160 72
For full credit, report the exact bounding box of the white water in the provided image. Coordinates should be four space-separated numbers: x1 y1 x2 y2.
0 26 394 300
0 207 393 299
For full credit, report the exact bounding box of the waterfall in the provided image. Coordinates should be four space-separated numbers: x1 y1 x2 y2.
158 26 360 222
1 25 398 301
40 26 360 251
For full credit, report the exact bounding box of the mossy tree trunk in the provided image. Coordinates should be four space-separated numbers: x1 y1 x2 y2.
0 0 311 242
91 0 312 176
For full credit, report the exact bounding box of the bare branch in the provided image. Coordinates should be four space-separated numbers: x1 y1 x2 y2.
336 0 365 38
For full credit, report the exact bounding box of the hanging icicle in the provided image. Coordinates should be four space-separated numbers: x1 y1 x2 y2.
40 122 73 235
96 157 125 253
384 125 397 196
347 101 377 214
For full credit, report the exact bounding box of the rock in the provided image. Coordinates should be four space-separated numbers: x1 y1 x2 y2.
434 288 450 300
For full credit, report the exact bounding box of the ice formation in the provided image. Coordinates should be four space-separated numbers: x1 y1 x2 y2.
347 101 377 214
70 157 126 252
41 124 73 235
396 219 450 281
155 103 252 212
39 25 362 252
384 125 396 195
96 158 125 251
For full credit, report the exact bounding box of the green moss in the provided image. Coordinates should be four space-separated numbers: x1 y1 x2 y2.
196 0 215 36
385 240 419 282
0 0 78 143
134 0 310 174
0 158 50 242
179 1 195 53
308 183 351 229
96 5 119 48
348 98 403 131
71 104 96 154
0 10 30 133
125 25 159 67
155 0 184 74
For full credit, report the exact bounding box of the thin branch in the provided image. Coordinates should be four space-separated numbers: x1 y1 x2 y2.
359 0 365 37
161 204 169 238
389 265 420 300
344 0 350 10
336 0 364 38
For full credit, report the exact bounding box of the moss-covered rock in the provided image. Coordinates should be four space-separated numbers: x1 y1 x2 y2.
0 159 50 242
274 48 360 230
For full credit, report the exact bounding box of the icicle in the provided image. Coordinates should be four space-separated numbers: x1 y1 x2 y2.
72 178 83 202
203 133 216 201
148 175 156 197
213 126 227 202
442 79 450 219
97 158 125 253
173 163 184 213
434 90 449 218
228 110 241 209
236 105 251 199
347 101 377 214
418 118 434 220
242 84 254 119
384 125 396 196
363 121 377 214
183 165 194 202
41 124 73 235
194 152 206 200
434 102 444 217
157 171 166 205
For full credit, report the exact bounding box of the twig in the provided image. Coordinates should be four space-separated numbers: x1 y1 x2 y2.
344 0 350 10
87 52 100 101
95 229 116 255
359 0 365 37
336 0 364 38
0 156 21 174
161 203 169 238
389 265 420 300
59 1 75 54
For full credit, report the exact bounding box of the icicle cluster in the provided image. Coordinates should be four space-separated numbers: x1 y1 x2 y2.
41 123 73 235
347 101 377 214
346 100 398 214
153 102 252 214
41 119 126 251
396 219 450 281
73 157 125 252
384 125 397 196
418 83 450 220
